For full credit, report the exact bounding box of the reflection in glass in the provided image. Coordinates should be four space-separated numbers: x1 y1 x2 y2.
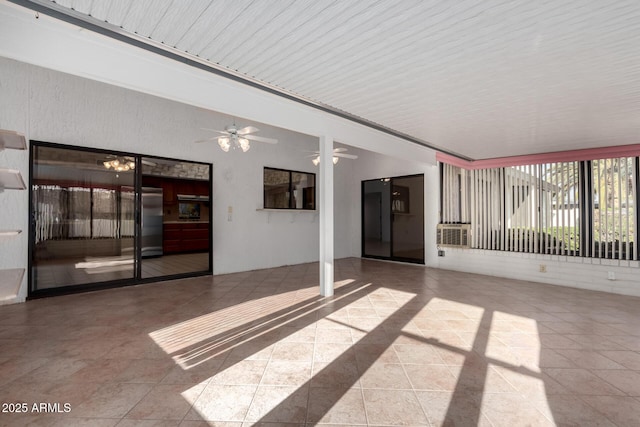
363 179 391 257
140 157 210 279
264 168 316 209
292 172 315 209
32 146 135 290
264 168 291 208
391 175 425 262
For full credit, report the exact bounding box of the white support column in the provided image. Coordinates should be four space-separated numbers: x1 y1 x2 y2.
319 135 334 297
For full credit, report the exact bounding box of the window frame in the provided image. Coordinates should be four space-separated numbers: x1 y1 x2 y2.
263 166 316 210
439 157 638 261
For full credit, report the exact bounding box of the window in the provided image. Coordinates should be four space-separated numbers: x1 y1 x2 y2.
440 156 638 260
263 167 315 210
591 158 636 259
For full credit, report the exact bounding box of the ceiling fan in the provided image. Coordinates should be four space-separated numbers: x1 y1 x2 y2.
196 123 278 152
306 147 358 165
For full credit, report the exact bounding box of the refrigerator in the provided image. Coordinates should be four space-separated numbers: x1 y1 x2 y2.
141 187 163 258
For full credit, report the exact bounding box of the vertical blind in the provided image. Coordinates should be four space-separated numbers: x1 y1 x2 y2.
441 157 637 260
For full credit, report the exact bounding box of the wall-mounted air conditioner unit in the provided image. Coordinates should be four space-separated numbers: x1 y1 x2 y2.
437 224 471 248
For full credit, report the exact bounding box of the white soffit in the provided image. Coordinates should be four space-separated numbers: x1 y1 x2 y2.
9 1 640 159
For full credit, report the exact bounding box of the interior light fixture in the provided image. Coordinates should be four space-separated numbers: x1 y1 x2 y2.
238 137 250 152
312 156 339 166
103 158 135 172
218 137 231 152
217 135 251 152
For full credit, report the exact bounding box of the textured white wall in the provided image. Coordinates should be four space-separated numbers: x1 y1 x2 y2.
0 57 361 303
435 248 640 297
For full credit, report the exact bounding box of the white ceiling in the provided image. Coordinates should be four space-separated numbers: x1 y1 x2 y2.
29 0 640 159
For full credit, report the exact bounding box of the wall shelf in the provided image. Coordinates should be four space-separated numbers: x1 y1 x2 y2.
0 168 26 191
0 268 24 303
0 129 27 151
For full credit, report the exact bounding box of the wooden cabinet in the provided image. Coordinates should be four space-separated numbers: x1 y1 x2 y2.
163 222 209 254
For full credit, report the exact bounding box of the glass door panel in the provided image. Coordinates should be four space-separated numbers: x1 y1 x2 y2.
391 175 425 262
140 158 211 279
32 146 135 290
363 179 391 258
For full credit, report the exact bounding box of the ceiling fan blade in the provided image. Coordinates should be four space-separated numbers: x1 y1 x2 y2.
333 148 348 153
334 153 358 159
194 138 216 143
244 134 278 144
237 126 259 135
201 127 229 134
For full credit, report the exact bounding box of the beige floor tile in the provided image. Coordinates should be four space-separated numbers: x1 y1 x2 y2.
362 388 428 425
72 383 153 418
311 360 361 388
180 422 242 427
186 384 256 422
160 360 222 385
315 328 353 343
530 395 617 427
261 360 312 387
58 419 121 427
353 343 400 367
277 326 317 343
481 393 553 426
593 369 640 396
19 358 88 383
306 387 367 425
313 343 354 363
117 420 180 427
393 344 444 365
597 350 640 370
554 349 625 370
415 390 489 427
244 385 308 423
126 383 205 420
271 342 314 362
209 360 267 385
404 364 458 391
359 363 411 389
581 395 640 427
545 368 626 396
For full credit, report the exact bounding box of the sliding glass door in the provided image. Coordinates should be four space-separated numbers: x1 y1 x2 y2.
30 142 211 297
31 145 136 290
362 174 424 264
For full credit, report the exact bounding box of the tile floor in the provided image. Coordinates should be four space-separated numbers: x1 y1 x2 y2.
1 258 639 426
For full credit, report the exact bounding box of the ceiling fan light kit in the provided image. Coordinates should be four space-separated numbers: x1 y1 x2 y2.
312 156 339 166
198 123 277 153
309 147 357 166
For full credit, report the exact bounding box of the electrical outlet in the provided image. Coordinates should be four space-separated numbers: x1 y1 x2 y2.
438 250 445 257
539 264 547 273
607 271 616 281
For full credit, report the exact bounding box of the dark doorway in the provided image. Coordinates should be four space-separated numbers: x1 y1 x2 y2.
362 174 424 264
